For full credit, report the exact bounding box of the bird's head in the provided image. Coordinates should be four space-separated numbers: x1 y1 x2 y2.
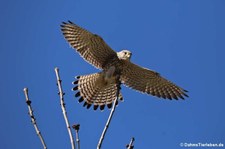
117 50 132 61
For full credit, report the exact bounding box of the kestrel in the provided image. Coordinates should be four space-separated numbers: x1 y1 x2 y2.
61 21 188 110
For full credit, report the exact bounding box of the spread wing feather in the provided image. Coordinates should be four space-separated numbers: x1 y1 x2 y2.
61 21 118 69
120 61 188 100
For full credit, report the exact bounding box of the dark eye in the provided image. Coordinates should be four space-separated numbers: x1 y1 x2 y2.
124 52 127 55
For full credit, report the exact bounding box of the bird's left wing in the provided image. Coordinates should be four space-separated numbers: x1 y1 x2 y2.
120 60 188 100
61 21 118 70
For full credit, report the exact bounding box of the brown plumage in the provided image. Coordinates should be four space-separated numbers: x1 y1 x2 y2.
61 21 188 110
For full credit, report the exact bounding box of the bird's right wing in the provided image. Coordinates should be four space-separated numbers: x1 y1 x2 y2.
120 60 188 100
61 21 118 69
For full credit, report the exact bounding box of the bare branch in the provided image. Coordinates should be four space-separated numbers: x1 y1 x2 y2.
54 67 76 149
97 93 119 149
23 88 47 149
72 124 81 149
126 137 135 149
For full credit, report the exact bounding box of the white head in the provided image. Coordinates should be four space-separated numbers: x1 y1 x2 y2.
117 50 132 61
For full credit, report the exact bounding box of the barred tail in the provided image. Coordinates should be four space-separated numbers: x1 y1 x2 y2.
72 73 123 110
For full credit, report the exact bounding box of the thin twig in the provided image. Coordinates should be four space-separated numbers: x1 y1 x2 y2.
97 92 119 149
23 88 47 149
72 124 81 149
126 137 135 149
54 67 76 149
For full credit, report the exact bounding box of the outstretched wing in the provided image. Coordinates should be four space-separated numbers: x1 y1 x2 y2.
61 21 118 69
120 61 188 100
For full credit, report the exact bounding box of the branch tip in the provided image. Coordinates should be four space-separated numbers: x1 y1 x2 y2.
54 67 76 149
23 88 47 148
72 124 80 131
23 87 28 92
126 137 135 149
97 90 119 149
54 67 59 72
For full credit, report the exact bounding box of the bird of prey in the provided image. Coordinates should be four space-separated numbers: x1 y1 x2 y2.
61 21 188 110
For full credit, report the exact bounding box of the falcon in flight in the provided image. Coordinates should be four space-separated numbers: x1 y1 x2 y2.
61 21 188 110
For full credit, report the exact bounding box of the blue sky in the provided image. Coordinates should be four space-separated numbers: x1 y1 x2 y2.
0 0 225 148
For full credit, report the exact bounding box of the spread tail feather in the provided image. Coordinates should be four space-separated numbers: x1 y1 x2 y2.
72 73 123 110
